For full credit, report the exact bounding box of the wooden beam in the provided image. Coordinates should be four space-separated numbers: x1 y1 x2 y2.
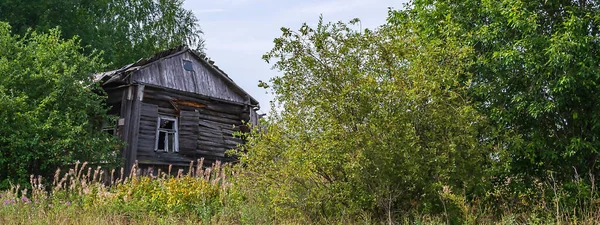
123 84 144 176
119 86 133 176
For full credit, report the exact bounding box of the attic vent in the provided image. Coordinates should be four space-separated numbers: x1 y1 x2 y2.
182 60 194 71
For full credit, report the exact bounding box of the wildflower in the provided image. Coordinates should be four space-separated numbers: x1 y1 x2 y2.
22 196 31 204
3 200 10 206
65 201 71 206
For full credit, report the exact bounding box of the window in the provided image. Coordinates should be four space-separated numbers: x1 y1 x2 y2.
182 60 194 71
103 127 116 135
101 117 118 136
155 116 178 152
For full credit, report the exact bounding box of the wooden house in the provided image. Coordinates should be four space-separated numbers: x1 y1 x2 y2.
94 46 260 174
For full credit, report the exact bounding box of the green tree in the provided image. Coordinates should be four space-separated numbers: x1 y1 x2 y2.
0 0 203 68
0 23 120 188
236 16 491 222
401 0 600 184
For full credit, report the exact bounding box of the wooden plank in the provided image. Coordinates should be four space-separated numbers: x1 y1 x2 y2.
140 103 159 117
249 107 259 126
197 113 242 125
138 134 155 142
136 154 193 167
198 120 222 130
127 84 144 175
139 120 156 127
118 86 132 175
144 87 245 113
198 130 224 139
198 140 237 149
158 107 177 115
131 53 246 104
137 102 158 154
139 126 156 133
196 149 225 158
196 107 241 120
179 110 200 156
223 138 244 146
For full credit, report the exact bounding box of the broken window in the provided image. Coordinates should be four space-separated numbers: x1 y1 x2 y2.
155 116 178 152
101 117 118 136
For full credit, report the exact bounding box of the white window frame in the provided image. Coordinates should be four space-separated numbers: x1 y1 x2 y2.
154 115 179 153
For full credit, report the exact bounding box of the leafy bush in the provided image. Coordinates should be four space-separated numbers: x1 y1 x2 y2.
232 16 494 223
0 22 120 188
401 0 600 185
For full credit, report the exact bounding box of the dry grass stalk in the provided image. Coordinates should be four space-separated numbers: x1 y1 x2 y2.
196 158 205 177
110 169 115 186
204 167 212 181
74 161 80 177
86 167 92 182
148 167 154 178
53 168 61 187
77 161 88 181
120 167 124 182
188 161 194 177
93 166 101 183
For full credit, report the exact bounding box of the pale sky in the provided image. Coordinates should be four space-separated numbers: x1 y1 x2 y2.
183 0 407 113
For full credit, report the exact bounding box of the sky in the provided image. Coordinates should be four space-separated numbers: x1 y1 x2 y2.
183 0 407 114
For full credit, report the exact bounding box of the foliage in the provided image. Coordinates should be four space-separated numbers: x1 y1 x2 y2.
0 161 232 224
1 162 599 224
0 22 120 188
401 0 600 183
234 15 493 222
236 0 600 222
0 0 204 68
1 0 599 223
109 169 230 221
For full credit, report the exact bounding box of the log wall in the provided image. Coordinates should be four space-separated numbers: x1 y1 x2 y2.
135 86 247 167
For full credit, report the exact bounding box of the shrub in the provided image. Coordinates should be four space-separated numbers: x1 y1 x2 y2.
0 22 120 188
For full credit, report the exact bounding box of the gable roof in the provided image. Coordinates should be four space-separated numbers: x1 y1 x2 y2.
94 46 259 106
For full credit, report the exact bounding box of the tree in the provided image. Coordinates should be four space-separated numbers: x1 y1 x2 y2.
402 0 600 183
236 16 491 221
0 23 120 188
0 0 204 68
235 0 600 221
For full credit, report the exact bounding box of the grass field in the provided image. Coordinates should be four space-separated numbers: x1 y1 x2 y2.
1 161 599 224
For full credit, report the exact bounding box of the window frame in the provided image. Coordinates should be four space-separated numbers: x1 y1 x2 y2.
182 59 194 71
101 117 118 136
154 115 179 153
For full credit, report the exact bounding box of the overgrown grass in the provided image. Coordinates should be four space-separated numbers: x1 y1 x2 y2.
1 160 599 224
0 160 230 224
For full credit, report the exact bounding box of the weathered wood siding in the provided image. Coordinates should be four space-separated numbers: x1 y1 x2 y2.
135 87 246 167
131 51 246 104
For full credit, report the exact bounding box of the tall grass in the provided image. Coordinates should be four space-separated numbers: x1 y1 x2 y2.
1 160 599 224
0 159 232 224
